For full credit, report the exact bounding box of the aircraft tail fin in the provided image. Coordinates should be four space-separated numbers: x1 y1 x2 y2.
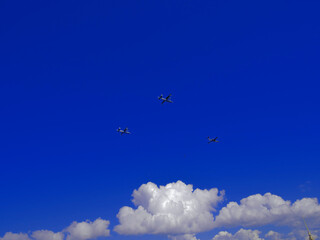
158 94 163 100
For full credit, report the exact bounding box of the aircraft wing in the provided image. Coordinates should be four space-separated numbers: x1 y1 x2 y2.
166 94 172 100
161 100 165 104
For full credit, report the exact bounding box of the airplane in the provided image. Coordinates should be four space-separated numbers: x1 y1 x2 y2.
303 218 314 240
117 127 131 135
208 137 219 143
158 94 173 104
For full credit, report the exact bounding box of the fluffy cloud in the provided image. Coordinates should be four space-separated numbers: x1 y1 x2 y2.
212 228 319 240
265 229 319 240
0 233 30 240
288 229 319 240
265 231 284 240
2 181 320 240
212 231 233 240
114 181 224 235
213 193 320 228
114 181 320 240
1 218 110 240
65 218 110 240
168 234 200 240
212 229 263 240
31 230 64 240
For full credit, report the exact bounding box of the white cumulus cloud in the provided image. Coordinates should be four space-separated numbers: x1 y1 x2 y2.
0 233 30 240
213 193 320 228
114 180 224 235
212 228 318 240
31 230 64 240
169 234 200 240
3 181 320 240
65 218 110 240
288 229 319 240
265 230 284 240
1 218 110 240
212 229 263 240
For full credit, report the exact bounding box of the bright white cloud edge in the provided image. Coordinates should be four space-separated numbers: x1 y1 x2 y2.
212 228 319 240
2 180 320 240
115 181 320 240
114 180 224 235
0 218 110 240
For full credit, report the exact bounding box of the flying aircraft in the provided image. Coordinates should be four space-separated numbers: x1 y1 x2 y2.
208 137 219 143
158 94 173 104
117 127 131 135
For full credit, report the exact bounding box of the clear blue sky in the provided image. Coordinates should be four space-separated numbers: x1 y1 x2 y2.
0 0 319 239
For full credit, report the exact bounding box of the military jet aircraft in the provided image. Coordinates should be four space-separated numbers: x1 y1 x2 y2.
158 94 173 104
208 137 219 143
117 127 131 135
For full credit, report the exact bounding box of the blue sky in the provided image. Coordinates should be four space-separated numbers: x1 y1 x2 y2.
0 1 320 240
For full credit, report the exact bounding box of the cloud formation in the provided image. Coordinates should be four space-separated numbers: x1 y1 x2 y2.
114 181 320 240
0 218 110 240
168 234 200 240
213 193 320 228
2 181 320 240
212 228 319 240
65 218 110 240
212 229 263 240
0 233 30 240
265 231 284 240
31 230 64 240
114 180 224 235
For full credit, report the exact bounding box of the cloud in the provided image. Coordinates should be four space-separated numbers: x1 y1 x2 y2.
0 218 110 240
212 229 263 240
211 228 319 240
213 193 320 228
212 231 233 240
114 180 320 240
265 231 284 240
2 181 320 240
168 234 200 240
31 230 64 240
114 180 224 235
287 229 319 240
0 233 30 240
65 218 110 240
265 229 319 240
